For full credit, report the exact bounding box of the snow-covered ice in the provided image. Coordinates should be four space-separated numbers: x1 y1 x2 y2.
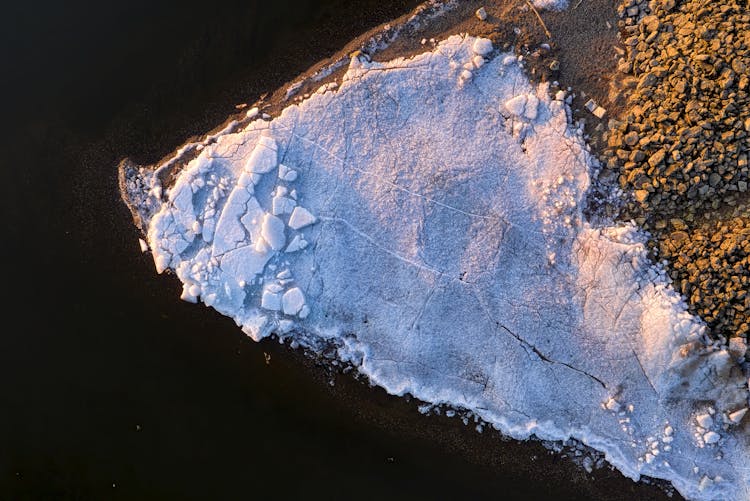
133 36 749 500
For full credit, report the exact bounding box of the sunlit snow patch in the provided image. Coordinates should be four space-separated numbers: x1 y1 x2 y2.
134 36 749 500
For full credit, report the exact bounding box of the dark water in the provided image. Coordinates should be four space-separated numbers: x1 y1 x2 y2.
0 1 676 499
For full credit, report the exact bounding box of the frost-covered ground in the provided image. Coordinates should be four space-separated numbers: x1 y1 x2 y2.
126 36 750 500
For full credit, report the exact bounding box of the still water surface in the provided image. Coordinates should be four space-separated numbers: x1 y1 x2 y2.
0 1 675 498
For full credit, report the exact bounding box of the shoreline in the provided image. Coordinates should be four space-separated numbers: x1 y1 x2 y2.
117 1 690 498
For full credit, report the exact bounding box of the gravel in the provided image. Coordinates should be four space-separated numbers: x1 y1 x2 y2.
601 0 750 342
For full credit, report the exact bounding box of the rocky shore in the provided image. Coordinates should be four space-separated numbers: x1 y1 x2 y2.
598 0 749 350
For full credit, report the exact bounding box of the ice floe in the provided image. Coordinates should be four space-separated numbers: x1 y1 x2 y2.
133 35 749 500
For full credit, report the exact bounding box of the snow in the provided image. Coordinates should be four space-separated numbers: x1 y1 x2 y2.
138 36 750 500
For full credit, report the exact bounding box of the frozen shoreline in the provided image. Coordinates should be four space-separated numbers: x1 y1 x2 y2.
120 6 750 500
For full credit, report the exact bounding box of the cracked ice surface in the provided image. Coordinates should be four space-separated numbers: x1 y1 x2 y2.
141 36 749 500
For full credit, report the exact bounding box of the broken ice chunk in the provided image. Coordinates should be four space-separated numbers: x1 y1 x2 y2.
471 38 493 56
241 313 269 342
728 408 747 424
703 431 720 444
272 195 296 216
220 246 273 284
524 94 539 120
254 236 270 254
244 136 278 174
285 235 308 253
504 95 527 116
154 254 169 274
237 172 255 189
245 107 259 119
298 304 310 319
604 397 621 411
278 164 298 182
138 238 149 252
261 288 282 311
180 283 198 303
261 213 286 251
475 7 487 20
288 206 317 230
696 413 714 429
503 94 538 120
282 287 305 316
278 319 295 333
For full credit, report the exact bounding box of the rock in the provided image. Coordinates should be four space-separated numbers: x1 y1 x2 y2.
642 15 660 33
671 218 687 230
475 7 487 21
624 131 640 146
648 149 666 168
671 230 689 241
